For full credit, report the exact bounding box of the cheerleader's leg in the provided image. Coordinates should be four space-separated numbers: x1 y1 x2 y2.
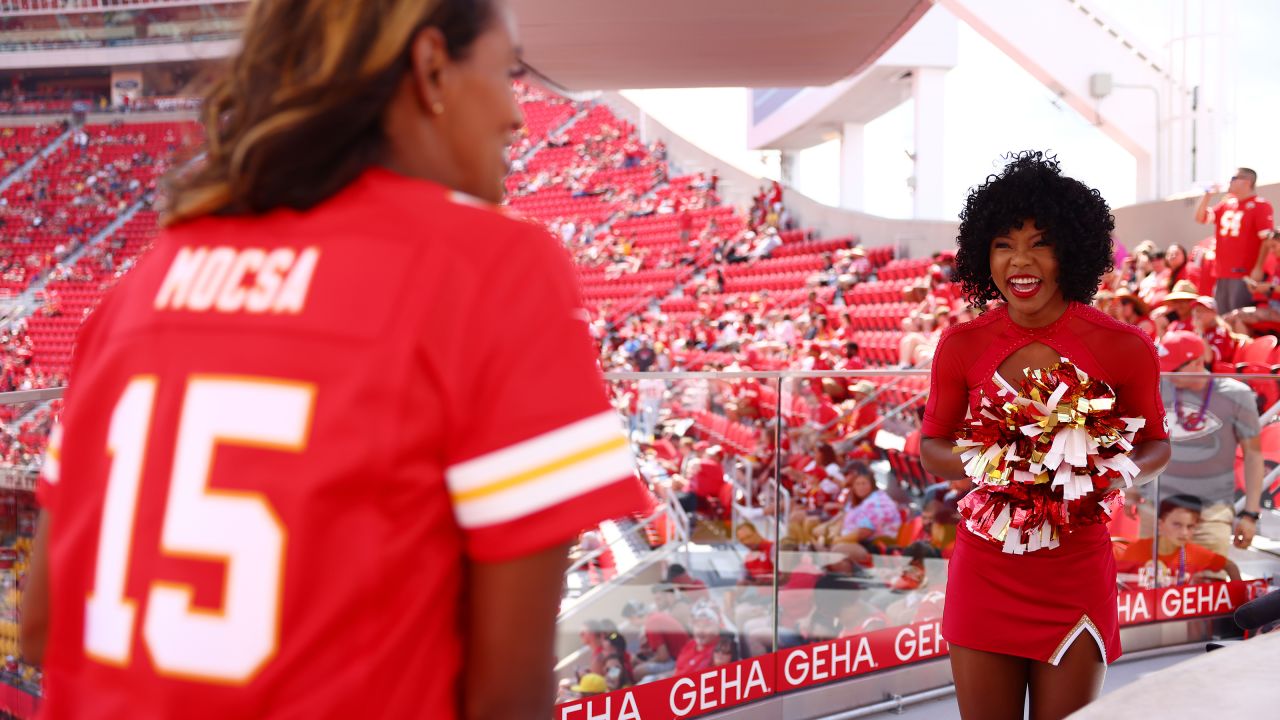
1027 631 1106 720
949 643 1029 720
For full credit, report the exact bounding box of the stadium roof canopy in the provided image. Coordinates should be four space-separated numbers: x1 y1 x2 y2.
511 0 933 90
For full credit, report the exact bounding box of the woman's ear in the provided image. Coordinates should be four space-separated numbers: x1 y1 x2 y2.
405 26 449 115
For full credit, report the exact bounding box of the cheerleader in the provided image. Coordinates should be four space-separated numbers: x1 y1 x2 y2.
920 152 1172 720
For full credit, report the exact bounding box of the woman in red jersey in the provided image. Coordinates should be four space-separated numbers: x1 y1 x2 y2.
21 1 647 719
920 152 1171 720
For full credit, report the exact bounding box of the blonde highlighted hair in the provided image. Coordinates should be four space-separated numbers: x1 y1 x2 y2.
163 0 495 226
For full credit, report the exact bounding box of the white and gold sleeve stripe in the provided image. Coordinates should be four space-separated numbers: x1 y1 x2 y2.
41 423 63 485
446 411 635 528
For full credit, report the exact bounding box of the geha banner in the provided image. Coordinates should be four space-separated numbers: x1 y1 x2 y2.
555 580 1268 720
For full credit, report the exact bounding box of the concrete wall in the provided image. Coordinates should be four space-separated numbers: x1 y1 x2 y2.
603 91 959 259
1113 182 1280 251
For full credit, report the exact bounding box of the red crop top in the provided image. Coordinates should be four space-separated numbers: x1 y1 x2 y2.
922 302 1169 444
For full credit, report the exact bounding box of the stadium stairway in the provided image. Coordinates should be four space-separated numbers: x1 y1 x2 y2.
512 101 592 169
0 125 70 195
15 193 153 312
2 194 154 430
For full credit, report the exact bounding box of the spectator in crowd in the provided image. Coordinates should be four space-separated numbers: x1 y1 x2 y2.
845 381 880 437
797 572 880 644
836 463 902 544
633 373 666 442
633 585 691 681
1163 243 1190 296
1187 295 1242 366
591 628 635 687
898 314 928 367
568 673 608 699
1119 493 1241 588
1136 248 1168 303
712 634 739 666
617 601 647 655
664 564 710 604
736 522 775 585
577 620 615 674
1158 280 1202 333
1108 287 1155 337
1195 167 1276 314
1230 234 1280 335
1143 331 1263 555
688 445 728 518
673 604 722 675
922 499 960 558
836 340 866 370
601 654 634 691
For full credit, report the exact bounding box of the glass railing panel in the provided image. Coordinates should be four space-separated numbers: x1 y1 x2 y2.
1130 372 1280 630
553 374 780 715
0 372 1275 719
0 388 56 715
768 370 949 693
554 369 1280 717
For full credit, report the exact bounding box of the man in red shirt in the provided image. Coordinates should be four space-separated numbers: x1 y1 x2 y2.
688 446 727 516
632 586 690 680
1195 167 1276 313
835 340 866 370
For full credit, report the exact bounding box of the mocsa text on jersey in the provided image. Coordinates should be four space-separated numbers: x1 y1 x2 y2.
154 245 320 314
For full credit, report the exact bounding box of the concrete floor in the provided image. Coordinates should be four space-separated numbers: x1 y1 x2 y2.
861 650 1199 719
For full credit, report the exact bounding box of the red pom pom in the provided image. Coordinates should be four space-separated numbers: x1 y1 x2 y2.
954 360 1144 553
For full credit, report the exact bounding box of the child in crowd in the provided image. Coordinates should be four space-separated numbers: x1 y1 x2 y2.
1117 494 1241 587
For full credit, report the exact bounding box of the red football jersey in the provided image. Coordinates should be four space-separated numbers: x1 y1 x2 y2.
1208 194 1274 279
36 168 647 719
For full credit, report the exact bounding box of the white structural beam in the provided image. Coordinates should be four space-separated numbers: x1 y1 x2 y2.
840 122 866 211
748 7 959 152
912 68 947 219
748 7 958 219
934 0 1210 201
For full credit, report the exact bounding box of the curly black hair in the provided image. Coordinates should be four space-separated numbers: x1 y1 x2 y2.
954 151 1115 308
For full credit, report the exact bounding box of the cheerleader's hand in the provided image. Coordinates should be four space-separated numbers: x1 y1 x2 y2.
1122 488 1143 519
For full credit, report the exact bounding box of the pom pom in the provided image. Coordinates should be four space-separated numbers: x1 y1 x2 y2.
954 359 1145 554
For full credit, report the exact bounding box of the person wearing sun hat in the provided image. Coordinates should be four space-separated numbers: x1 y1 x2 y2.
1110 287 1157 338
1158 279 1203 332
845 380 880 438
1142 330 1264 558
570 673 608 697
1113 286 1149 315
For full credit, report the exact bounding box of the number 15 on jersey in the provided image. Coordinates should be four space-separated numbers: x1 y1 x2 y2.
86 375 315 684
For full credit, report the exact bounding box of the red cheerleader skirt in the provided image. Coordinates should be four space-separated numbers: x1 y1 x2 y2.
942 522 1120 665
